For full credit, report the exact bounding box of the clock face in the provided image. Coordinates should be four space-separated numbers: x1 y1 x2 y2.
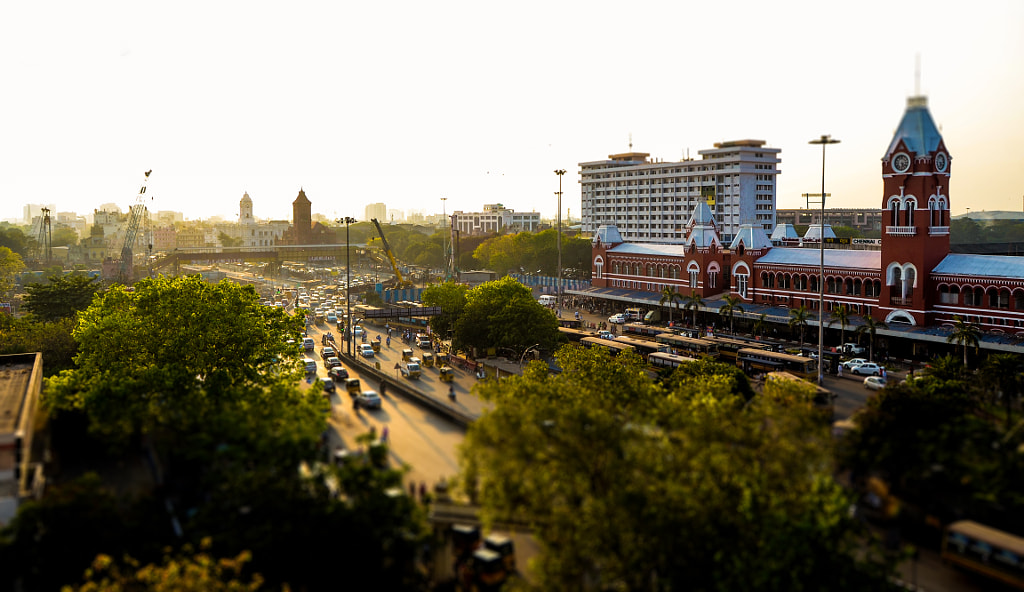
892 153 911 173
935 152 947 172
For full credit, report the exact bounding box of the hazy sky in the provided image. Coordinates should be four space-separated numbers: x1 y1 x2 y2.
3 1 1023 224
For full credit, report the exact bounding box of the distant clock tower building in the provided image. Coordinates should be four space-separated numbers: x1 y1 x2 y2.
292 188 312 245
877 96 951 326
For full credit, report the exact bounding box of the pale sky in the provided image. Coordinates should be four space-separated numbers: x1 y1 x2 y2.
3 0 1023 225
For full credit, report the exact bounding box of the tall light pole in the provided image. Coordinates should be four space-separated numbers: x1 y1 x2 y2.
338 217 357 356
441 196 448 281
808 135 839 386
555 169 566 313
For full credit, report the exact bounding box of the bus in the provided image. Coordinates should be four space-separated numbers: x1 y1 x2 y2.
623 323 664 339
942 520 1024 590
701 335 772 362
765 371 836 420
649 352 699 370
613 335 670 360
581 337 637 356
656 333 720 360
559 326 593 343
736 348 817 381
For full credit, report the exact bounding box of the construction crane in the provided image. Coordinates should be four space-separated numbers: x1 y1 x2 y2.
31 207 52 265
369 218 413 288
117 170 153 284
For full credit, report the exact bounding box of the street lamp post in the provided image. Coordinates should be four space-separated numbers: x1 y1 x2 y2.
555 169 566 313
338 217 357 356
808 135 839 386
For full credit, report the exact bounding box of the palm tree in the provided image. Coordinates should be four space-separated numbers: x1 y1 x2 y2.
854 315 887 362
682 290 704 330
718 294 745 334
828 304 851 349
658 286 682 326
752 313 767 339
946 315 981 368
982 353 1024 431
788 305 814 345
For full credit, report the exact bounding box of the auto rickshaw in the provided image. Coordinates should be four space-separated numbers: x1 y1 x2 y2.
484 533 516 573
371 337 381 353
436 351 450 366
402 348 414 361
439 365 454 382
421 352 435 368
345 378 361 396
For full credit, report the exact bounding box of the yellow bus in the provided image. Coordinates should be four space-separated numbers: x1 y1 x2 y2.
736 348 817 381
581 337 636 357
942 520 1024 590
656 333 720 360
558 326 593 343
701 335 771 362
648 352 700 370
612 335 670 360
623 323 664 339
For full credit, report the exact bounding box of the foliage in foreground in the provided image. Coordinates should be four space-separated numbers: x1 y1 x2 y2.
459 345 898 591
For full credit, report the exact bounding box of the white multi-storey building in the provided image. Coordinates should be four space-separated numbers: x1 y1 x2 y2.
580 140 780 244
365 202 387 222
452 203 541 236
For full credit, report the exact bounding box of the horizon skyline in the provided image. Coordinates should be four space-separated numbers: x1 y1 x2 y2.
3 1 1022 225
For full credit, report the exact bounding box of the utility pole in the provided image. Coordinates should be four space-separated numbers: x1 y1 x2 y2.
555 169 566 313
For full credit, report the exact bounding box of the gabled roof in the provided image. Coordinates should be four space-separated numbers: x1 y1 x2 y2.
608 242 688 257
932 253 1024 280
755 247 881 270
686 225 721 249
802 224 837 241
687 200 716 227
770 223 799 241
593 225 623 246
729 224 772 250
886 96 943 157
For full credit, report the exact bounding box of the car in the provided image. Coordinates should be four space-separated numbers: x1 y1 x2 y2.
359 343 375 358
326 356 342 369
302 337 315 351
608 314 626 324
326 312 337 323
321 346 336 361
863 376 887 390
356 390 382 409
353 326 365 337
322 377 336 392
598 330 615 340
850 362 882 376
842 358 869 371
328 366 349 381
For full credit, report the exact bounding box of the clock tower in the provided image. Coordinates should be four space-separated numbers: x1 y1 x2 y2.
877 95 951 326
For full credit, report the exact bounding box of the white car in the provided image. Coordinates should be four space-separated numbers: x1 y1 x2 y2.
850 362 882 376
356 390 382 409
863 376 887 391
842 358 869 371
608 314 626 324
359 343 375 358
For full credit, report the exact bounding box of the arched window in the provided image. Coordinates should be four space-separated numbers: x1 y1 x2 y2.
594 256 604 279
854 279 862 296
890 201 900 227
903 268 916 298
845 278 854 295
614 262 620 274
1014 289 1024 311
761 271 770 287
905 199 916 226
988 287 999 308
827 278 836 294
929 199 940 227
890 267 902 287
998 289 1010 309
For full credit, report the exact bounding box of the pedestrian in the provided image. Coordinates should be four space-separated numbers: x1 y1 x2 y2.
418 481 428 503
837 363 843 378
381 426 389 444
369 425 377 441
408 481 416 497
386 335 391 348
881 367 887 380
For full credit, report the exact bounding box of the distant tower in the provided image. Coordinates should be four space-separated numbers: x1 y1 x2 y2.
877 95 951 326
239 192 255 226
292 188 312 244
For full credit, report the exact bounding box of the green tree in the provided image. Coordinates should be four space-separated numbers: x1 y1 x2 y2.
51 227 81 248
217 231 243 247
23 274 101 322
982 353 1024 432
950 216 984 244
0 316 79 376
855 315 887 362
788 305 814 345
718 293 745 334
828 304 852 348
454 276 560 355
658 286 682 325
681 290 704 328
0 225 30 256
421 280 469 340
0 246 26 297
45 274 307 441
752 312 768 338
946 315 981 368
460 345 897 590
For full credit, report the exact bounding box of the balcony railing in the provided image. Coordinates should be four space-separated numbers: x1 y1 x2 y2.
886 226 918 236
889 296 913 306
929 225 950 236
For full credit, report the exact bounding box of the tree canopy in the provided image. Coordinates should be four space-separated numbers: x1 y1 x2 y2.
421 280 469 338
0 245 26 297
453 276 561 355
459 345 897 590
23 273 102 322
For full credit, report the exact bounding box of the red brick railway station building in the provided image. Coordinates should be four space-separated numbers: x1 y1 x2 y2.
576 96 1024 360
